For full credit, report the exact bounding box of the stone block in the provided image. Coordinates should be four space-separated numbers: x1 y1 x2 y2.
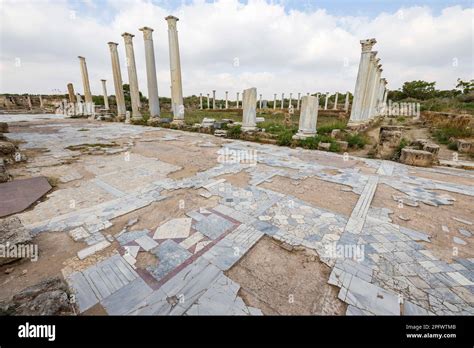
331 129 341 138
423 143 440 157
457 139 472 153
318 142 331 151
336 140 348 151
400 148 434 167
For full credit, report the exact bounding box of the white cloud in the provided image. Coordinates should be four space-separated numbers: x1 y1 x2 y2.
0 0 472 100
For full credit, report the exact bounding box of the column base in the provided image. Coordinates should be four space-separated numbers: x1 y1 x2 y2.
292 131 317 140
241 125 257 132
116 114 125 122
147 117 161 126
171 119 185 126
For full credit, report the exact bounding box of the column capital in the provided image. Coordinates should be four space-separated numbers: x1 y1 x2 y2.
139 27 154 40
165 15 179 28
360 38 377 52
122 32 135 43
107 41 118 47
369 51 378 60
78 56 86 60
101 79 106 82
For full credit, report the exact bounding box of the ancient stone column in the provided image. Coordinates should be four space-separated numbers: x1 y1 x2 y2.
140 27 160 118
349 38 377 125
289 93 292 109
371 66 383 118
293 95 319 139
78 56 92 104
207 93 210 109
367 59 381 119
27 94 32 109
108 42 126 120
242 87 257 132
236 92 240 109
324 93 329 110
199 93 203 109
281 93 284 109
307 93 310 97
296 92 301 110
344 92 350 112
212 90 216 109
39 95 44 108
259 94 262 109
165 16 185 123
225 91 228 109
122 33 142 120
273 94 277 110
67 83 76 103
76 93 83 103
100 79 109 110
360 51 378 121
377 78 386 114
333 92 338 110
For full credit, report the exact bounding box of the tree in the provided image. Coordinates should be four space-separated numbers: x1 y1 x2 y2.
456 78 474 94
401 80 436 100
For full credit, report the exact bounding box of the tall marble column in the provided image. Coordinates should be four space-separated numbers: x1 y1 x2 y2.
296 92 301 110
140 26 160 118
207 93 210 109
165 15 184 123
281 93 284 109
324 93 329 110
236 92 240 109
122 33 141 120
333 92 338 110
359 51 377 121
212 90 216 109
344 92 350 112
349 38 377 124
289 93 292 109
108 42 126 120
369 65 382 118
67 83 76 103
273 94 277 110
364 56 379 120
78 56 92 104
259 94 262 109
242 87 257 132
293 95 319 139
101 79 110 110
39 95 44 108
199 93 203 109
225 91 228 109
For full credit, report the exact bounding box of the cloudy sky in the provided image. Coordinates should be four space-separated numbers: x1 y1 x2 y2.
0 0 472 100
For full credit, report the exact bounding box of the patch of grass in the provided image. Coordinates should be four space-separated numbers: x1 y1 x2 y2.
396 116 406 123
317 121 347 135
47 176 59 188
77 128 89 131
276 129 295 146
432 127 473 144
345 133 369 149
226 125 242 139
299 134 340 152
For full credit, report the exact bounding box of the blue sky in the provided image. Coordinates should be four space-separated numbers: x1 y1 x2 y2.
68 0 473 19
2 0 473 95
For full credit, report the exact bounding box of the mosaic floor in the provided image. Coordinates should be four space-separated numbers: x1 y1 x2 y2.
4 114 474 315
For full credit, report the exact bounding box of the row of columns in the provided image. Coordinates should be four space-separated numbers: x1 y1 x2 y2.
349 38 388 125
73 16 184 124
198 91 350 111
